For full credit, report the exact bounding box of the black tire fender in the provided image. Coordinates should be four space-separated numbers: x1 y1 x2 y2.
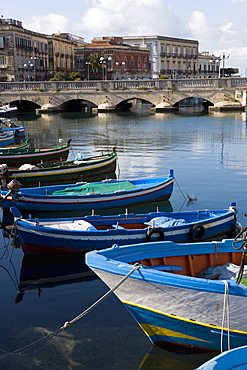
189 223 205 241
146 227 165 242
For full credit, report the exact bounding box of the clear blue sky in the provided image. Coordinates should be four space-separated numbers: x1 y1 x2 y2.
2 0 247 74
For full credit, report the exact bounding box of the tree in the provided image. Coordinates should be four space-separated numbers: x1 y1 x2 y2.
220 67 239 77
85 53 102 78
0 74 7 82
49 72 67 81
68 72 83 81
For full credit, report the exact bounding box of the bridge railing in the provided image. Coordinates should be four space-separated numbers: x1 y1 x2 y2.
1 77 247 92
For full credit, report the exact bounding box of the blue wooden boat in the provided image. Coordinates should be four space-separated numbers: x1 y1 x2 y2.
1 170 174 214
0 118 25 138
10 202 238 254
0 138 30 150
0 132 15 147
85 230 247 352
196 345 247 369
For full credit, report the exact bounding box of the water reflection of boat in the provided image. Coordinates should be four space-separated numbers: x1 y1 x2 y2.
16 253 97 303
139 344 218 370
1 199 172 226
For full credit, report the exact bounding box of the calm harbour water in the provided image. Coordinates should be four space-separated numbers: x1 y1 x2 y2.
1 108 247 369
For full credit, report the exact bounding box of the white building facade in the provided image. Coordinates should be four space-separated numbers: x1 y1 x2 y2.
123 35 199 79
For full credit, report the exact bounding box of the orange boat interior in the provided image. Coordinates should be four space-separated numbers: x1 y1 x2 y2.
131 250 245 278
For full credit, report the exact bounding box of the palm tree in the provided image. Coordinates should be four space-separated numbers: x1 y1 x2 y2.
84 53 102 79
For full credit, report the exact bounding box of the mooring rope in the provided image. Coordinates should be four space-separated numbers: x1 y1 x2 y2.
174 177 187 201
220 280 231 352
0 263 141 360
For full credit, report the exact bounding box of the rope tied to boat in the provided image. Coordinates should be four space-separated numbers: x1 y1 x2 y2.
221 280 231 352
232 226 247 284
0 262 141 360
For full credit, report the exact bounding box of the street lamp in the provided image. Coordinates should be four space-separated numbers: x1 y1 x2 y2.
24 57 37 80
100 56 112 80
219 52 230 77
85 62 90 80
106 56 112 80
23 62 33 81
116 61 125 79
100 57 105 80
31 57 37 80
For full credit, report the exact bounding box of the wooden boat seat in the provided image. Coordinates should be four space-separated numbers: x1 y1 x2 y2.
95 225 117 230
147 265 183 271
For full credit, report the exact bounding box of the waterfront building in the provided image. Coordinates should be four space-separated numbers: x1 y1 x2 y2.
198 51 220 78
123 35 200 79
0 17 221 81
0 18 86 81
48 33 86 77
0 17 49 81
75 36 150 80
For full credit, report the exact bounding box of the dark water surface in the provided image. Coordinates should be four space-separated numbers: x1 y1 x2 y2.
1 109 247 369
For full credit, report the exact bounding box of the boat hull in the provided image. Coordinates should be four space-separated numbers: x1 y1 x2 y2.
1 138 30 150
0 139 71 166
2 173 174 213
196 344 247 369
0 133 15 147
0 124 25 138
4 152 117 187
14 208 236 254
85 239 247 352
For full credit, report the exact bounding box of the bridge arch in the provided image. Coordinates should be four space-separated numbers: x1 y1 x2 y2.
173 96 214 110
12 99 41 113
57 99 97 112
115 97 155 111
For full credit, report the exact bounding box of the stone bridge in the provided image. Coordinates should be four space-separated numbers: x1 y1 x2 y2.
0 77 246 113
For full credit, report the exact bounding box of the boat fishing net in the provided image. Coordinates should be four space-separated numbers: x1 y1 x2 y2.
52 180 140 196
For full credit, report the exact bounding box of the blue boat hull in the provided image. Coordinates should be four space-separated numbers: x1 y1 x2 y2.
196 344 247 369
126 303 247 352
85 239 247 352
2 172 174 213
14 207 236 254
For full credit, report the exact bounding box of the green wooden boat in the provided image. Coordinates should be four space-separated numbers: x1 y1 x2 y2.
0 138 30 150
0 147 117 187
0 139 71 167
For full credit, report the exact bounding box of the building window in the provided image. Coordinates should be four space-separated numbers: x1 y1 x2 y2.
144 57 148 69
146 43 152 52
130 56 134 69
0 36 4 48
0 56 4 65
137 57 141 70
